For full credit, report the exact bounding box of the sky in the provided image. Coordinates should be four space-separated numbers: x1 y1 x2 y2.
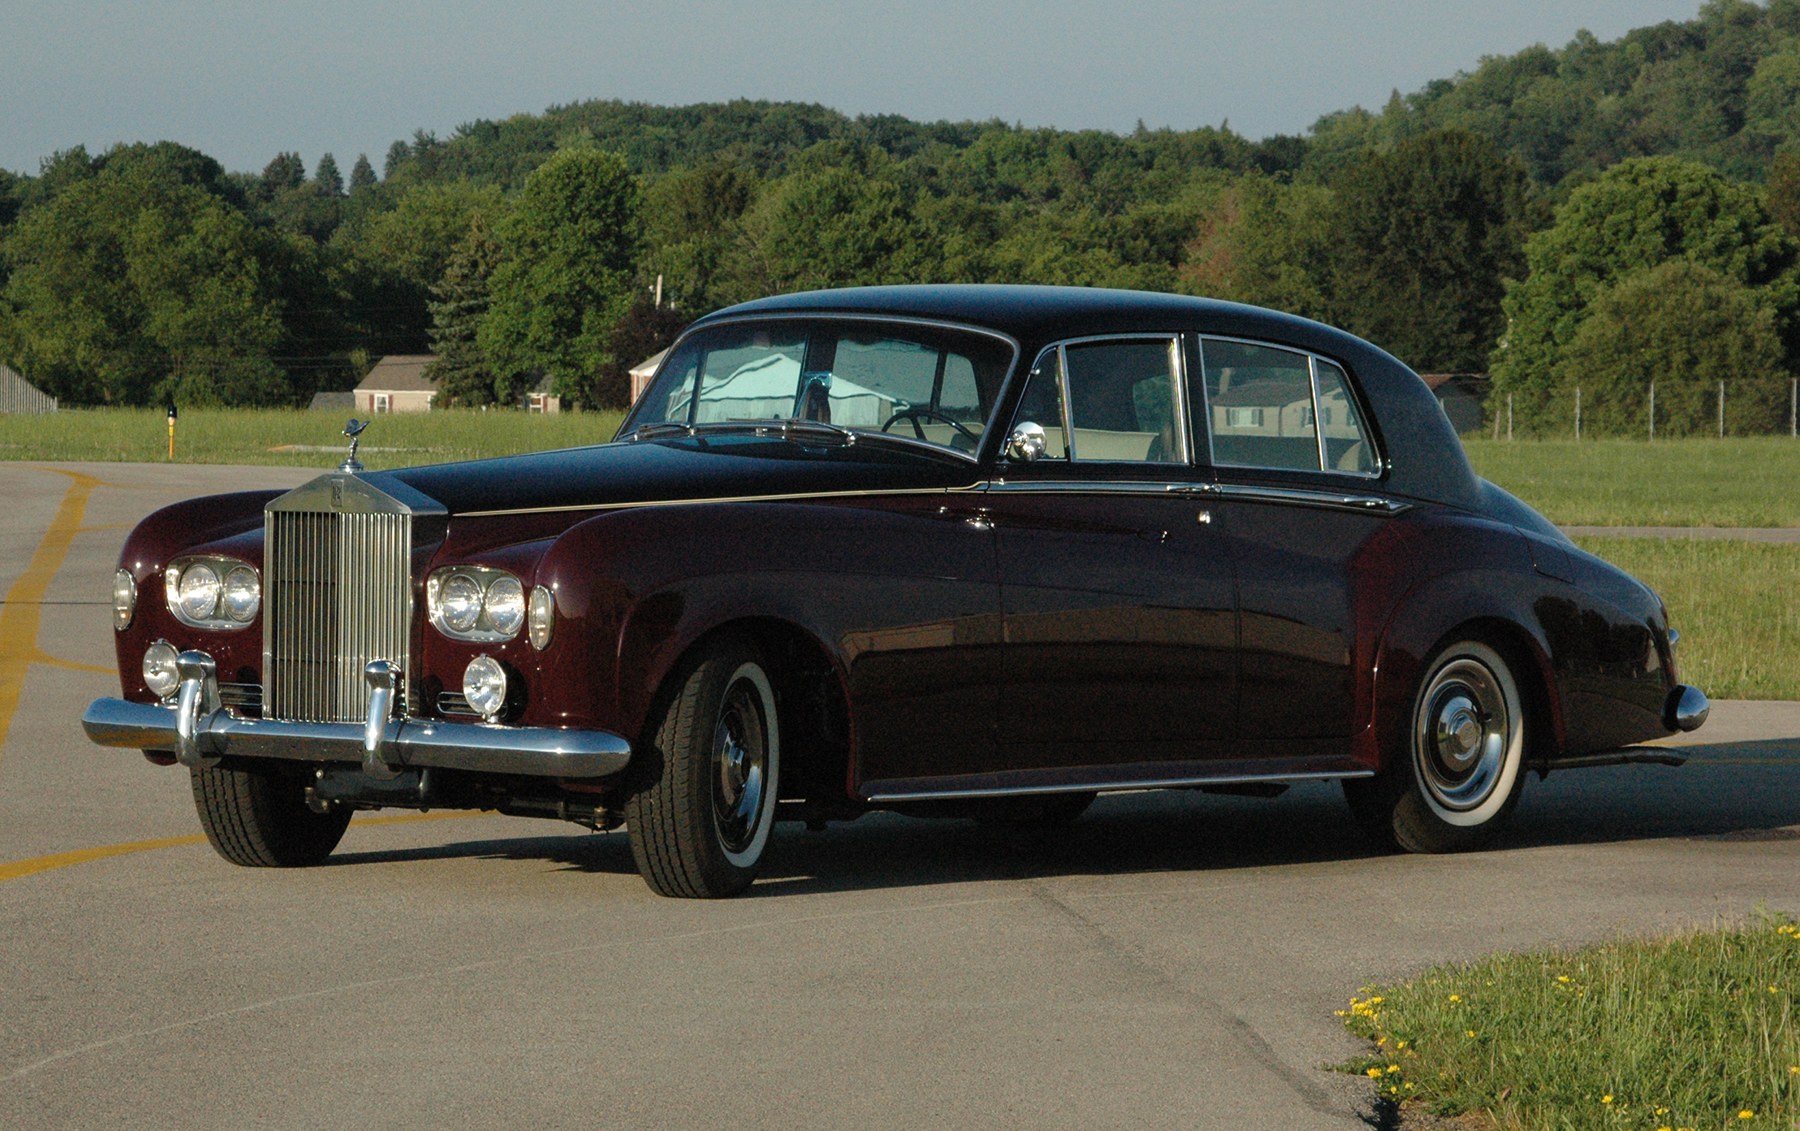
2 0 1711 177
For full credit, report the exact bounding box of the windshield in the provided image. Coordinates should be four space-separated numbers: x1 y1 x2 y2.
622 318 1016 455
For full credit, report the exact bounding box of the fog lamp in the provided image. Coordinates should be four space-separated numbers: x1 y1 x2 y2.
463 655 508 720
143 640 181 699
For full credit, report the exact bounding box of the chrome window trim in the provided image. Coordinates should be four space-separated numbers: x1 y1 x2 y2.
1012 333 1190 467
1215 482 1409 514
1195 334 1384 480
626 312 1023 453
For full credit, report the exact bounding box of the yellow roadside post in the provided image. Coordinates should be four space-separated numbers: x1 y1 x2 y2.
166 402 177 460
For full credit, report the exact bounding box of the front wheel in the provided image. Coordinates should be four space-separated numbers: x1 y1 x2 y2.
1344 639 1527 853
191 765 351 867
625 636 781 898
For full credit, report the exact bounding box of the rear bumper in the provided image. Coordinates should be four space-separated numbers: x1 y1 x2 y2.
82 650 631 781
1664 684 1710 733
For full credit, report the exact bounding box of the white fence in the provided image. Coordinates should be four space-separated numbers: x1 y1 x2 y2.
0 368 58 414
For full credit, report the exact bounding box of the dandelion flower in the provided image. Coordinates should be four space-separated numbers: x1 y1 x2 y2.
1738 1110 1754 1120
1557 974 1571 984
1465 1030 1477 1039
1602 1094 1614 1105
1448 994 1462 1003
1366 1067 1383 1079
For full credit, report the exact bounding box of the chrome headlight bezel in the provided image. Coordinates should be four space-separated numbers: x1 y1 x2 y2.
427 566 527 642
164 557 259 630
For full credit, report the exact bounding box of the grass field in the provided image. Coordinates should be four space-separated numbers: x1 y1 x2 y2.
1339 917 1800 1130
1464 437 1800 528
1572 537 1800 701
0 407 628 469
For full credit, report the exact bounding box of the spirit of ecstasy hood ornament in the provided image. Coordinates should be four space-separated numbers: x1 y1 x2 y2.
341 418 368 472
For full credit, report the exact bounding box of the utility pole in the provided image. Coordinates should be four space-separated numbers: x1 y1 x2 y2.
1648 380 1655 441
1719 379 1725 438
1575 385 1581 441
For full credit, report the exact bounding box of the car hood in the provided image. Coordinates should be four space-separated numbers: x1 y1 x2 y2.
368 434 978 516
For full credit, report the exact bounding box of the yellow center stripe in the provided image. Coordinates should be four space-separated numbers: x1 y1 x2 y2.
0 812 479 884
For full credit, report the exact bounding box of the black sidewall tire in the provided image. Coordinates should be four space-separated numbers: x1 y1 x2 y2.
191 765 351 867
625 636 781 898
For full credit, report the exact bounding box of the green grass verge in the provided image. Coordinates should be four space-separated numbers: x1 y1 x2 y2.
0 407 628 469
1571 538 1800 701
1339 917 1800 1130
1464 437 1800 528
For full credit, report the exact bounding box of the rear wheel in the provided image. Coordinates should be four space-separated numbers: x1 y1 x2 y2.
625 636 781 898
1344 639 1527 853
191 765 351 867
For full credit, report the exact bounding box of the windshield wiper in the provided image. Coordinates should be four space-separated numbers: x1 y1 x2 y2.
627 419 858 447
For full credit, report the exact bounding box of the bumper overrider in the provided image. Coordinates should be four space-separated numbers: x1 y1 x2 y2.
82 650 632 781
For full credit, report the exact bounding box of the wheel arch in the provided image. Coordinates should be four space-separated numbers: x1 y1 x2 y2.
1369 578 1567 775
633 615 854 808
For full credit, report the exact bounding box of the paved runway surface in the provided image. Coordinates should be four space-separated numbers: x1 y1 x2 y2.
3 462 1798 1129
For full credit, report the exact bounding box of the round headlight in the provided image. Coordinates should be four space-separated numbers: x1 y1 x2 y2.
463 655 508 719
485 575 525 636
440 573 483 633
113 568 137 631
143 640 181 699
527 586 555 651
221 566 260 623
176 563 220 621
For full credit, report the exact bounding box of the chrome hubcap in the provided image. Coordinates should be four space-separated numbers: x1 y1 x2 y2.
1415 658 1510 811
711 678 767 855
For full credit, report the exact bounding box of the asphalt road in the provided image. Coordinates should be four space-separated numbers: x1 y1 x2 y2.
3 461 1798 1130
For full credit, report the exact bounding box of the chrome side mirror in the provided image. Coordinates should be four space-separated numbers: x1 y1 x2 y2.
1006 421 1047 463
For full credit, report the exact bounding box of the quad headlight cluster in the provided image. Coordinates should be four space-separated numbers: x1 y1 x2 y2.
163 557 260 629
427 566 554 651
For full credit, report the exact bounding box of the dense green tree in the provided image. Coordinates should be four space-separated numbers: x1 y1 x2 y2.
479 148 641 408
315 153 344 197
1554 259 1787 435
349 153 378 195
1328 129 1538 372
424 215 507 406
1767 148 1800 238
261 152 306 195
383 140 410 180
1 147 289 405
641 160 757 313
1491 156 1800 430
1178 175 1336 320
331 180 504 355
724 150 930 299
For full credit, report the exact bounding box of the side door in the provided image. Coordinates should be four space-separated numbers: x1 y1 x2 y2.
986 336 1239 774
1197 336 1396 751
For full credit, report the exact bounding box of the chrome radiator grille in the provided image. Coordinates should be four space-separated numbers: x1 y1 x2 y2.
261 471 444 724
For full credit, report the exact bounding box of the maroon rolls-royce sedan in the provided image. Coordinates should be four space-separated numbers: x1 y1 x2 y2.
84 285 1708 897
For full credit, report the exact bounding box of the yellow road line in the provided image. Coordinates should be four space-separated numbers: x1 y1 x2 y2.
0 469 102 765
0 811 479 884
35 656 115 675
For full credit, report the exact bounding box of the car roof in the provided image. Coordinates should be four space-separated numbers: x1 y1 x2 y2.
700 284 1341 350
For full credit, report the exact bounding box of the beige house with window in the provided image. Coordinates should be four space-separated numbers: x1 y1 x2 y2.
354 355 438 414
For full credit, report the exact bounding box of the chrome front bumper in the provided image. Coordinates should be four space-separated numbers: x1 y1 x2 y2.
82 650 632 780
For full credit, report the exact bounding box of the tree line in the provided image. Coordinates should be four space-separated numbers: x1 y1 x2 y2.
4 0 1800 435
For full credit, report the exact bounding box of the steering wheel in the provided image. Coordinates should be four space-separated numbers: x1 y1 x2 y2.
880 407 979 443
